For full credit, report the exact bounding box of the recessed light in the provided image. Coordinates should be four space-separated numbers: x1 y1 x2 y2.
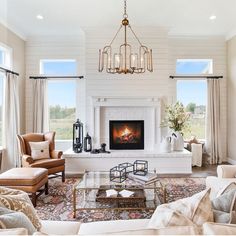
209 15 216 20
36 15 44 20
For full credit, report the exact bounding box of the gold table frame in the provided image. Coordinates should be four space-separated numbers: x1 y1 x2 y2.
73 171 166 218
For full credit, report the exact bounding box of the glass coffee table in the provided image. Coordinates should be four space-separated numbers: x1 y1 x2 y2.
73 171 166 218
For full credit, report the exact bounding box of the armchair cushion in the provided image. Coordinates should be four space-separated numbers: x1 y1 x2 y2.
29 141 50 160
30 159 65 169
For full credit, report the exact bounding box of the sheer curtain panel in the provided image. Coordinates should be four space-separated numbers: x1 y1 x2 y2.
206 79 222 164
2 72 20 170
32 79 49 133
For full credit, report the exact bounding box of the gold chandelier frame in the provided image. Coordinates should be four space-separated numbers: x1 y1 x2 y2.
98 0 153 74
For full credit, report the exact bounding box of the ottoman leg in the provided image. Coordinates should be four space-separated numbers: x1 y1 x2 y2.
32 193 37 207
62 170 65 182
45 182 49 195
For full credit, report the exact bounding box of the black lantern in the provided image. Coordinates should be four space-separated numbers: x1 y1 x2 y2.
73 119 83 153
84 133 92 152
133 160 148 176
110 166 126 183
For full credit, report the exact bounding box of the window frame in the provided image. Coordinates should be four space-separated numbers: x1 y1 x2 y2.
176 59 213 76
40 59 77 76
40 59 78 141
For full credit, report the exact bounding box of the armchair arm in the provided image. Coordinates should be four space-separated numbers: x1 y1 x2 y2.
217 165 236 178
22 154 34 166
50 150 63 159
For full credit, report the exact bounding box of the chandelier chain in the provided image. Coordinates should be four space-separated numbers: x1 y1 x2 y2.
123 0 128 18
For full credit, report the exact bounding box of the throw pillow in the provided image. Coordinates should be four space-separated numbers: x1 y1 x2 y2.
216 182 236 197
148 189 213 229
212 185 236 224
29 141 50 160
0 187 41 231
0 207 36 235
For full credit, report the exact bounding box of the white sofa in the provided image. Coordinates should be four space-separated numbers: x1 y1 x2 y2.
39 219 236 235
206 165 236 198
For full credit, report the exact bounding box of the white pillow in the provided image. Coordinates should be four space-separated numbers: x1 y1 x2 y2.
148 188 213 229
29 141 50 160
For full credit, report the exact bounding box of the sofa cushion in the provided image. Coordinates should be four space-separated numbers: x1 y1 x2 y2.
0 207 36 235
203 222 236 235
78 219 149 235
148 189 213 229
216 182 236 197
108 226 200 235
40 220 81 235
29 141 50 160
0 228 28 235
0 187 41 230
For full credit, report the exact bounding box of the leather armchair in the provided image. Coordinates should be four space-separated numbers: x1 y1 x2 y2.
17 132 65 182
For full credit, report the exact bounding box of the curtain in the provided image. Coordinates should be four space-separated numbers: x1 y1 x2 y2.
32 79 49 133
206 79 222 164
2 72 20 170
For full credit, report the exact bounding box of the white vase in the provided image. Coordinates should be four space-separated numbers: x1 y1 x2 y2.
171 131 184 151
160 136 172 153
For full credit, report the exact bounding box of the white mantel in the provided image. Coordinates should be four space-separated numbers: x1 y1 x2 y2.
63 149 192 174
89 96 163 151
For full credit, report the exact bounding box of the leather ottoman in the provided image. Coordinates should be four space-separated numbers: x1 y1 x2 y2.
0 167 48 206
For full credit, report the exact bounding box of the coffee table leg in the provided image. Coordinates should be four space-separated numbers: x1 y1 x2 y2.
73 187 76 218
163 186 167 203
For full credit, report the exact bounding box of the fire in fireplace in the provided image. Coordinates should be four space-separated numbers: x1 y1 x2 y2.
109 120 144 150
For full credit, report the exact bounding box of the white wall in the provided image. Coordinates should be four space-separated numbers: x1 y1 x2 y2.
0 23 25 133
227 36 236 162
25 34 86 135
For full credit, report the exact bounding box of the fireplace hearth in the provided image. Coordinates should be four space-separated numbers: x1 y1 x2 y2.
109 120 144 150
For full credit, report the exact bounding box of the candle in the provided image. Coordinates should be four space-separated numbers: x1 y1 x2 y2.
136 164 144 171
114 54 121 69
130 54 138 68
113 171 120 177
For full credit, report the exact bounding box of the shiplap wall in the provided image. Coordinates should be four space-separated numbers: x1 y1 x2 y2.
24 29 227 159
25 34 86 133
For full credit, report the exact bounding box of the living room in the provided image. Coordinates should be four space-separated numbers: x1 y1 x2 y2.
0 0 236 235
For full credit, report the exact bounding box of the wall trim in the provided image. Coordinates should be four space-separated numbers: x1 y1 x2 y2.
227 158 236 165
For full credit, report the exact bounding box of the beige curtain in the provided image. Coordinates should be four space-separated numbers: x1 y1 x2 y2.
32 79 49 133
2 72 20 170
206 79 222 164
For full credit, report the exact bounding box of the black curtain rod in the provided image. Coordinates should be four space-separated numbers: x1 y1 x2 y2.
169 75 223 79
29 75 84 79
0 66 19 76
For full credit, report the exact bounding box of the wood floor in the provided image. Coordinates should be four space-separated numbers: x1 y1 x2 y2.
157 164 219 178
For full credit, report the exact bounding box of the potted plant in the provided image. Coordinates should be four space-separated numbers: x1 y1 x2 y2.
161 101 190 151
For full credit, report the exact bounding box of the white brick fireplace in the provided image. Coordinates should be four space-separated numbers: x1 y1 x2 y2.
90 96 162 151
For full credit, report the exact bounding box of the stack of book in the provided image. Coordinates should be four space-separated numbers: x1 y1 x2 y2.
128 172 158 185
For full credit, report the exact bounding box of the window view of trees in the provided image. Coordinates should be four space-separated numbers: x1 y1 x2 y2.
185 102 206 140
177 80 207 140
49 105 76 140
47 80 76 140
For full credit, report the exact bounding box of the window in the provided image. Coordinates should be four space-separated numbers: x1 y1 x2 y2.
176 59 210 140
40 60 77 140
176 59 213 74
177 80 207 140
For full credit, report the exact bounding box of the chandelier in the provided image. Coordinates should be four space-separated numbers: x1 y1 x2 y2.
98 0 153 74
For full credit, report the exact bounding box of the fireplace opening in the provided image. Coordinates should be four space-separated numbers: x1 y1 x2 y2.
109 120 144 150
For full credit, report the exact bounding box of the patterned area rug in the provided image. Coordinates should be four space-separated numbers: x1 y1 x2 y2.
36 177 205 223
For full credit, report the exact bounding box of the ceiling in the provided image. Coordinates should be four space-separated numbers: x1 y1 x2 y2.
0 0 236 39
